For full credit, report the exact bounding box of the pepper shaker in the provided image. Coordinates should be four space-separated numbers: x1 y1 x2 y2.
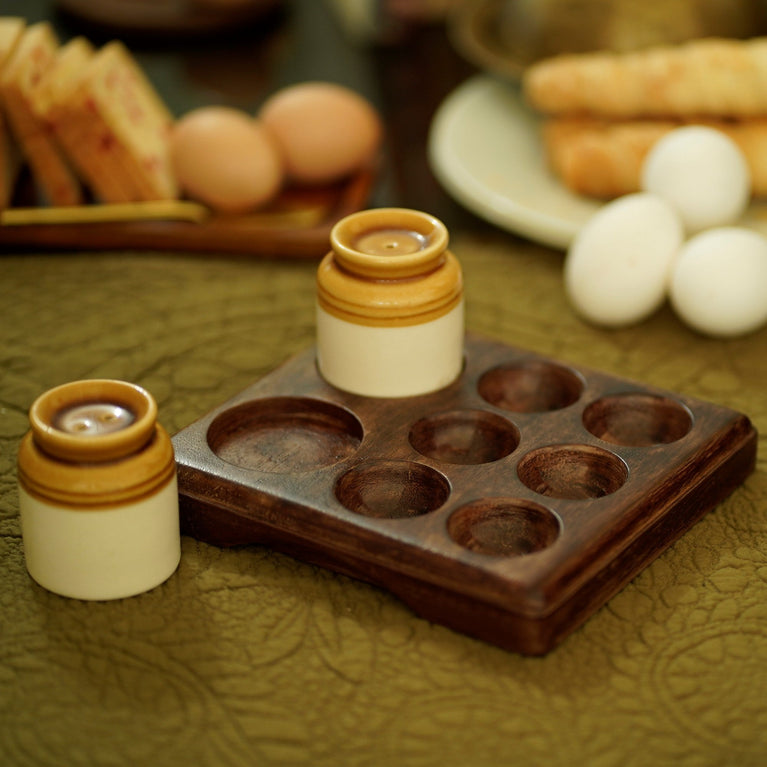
316 207 464 397
17 379 180 600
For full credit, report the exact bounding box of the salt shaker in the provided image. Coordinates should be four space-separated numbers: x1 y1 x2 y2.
17 379 180 600
316 207 464 397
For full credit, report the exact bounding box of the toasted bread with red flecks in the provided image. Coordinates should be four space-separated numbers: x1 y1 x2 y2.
0 17 25 209
0 21 82 205
62 41 177 201
36 36 136 203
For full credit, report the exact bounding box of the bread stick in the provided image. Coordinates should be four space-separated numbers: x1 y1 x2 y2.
524 37 767 118
543 117 767 198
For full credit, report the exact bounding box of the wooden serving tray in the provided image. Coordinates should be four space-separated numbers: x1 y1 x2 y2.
172 333 757 654
0 169 374 258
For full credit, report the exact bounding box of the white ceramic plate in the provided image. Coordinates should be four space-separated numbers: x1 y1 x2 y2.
428 75 597 249
428 75 767 249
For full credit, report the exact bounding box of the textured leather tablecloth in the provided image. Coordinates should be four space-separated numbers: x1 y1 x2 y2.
1 234 765 766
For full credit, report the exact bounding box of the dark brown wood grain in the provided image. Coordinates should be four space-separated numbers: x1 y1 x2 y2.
172 333 757 655
0 168 375 258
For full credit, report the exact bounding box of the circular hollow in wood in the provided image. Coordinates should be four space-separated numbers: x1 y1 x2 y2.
207 397 363 473
478 360 584 413
335 460 450 519
408 409 519 465
517 444 628 499
448 498 560 557
582 393 693 446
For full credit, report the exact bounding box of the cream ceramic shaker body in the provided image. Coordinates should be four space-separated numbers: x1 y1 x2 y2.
317 207 464 397
17 379 180 600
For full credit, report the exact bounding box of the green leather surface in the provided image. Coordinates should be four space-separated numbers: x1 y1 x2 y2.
1 236 765 766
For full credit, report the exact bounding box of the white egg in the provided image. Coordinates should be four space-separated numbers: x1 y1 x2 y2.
669 227 767 337
641 126 750 234
565 193 684 327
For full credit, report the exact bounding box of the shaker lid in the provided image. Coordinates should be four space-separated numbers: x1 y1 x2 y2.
28 379 158 462
330 207 449 279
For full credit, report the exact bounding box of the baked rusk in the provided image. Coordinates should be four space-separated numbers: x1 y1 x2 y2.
543 116 767 197
524 37 767 118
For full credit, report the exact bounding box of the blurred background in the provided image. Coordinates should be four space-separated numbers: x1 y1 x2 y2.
7 0 766 241
1 0 481 231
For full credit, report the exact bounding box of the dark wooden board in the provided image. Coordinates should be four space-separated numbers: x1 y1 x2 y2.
0 169 375 258
172 333 757 654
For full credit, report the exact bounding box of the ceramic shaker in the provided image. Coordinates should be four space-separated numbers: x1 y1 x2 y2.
316 207 464 397
17 379 180 600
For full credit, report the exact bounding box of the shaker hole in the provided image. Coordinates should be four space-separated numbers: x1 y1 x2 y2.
208 397 363 474
517 444 628 500
583 393 693 446
409 409 519 465
478 360 584 413
448 498 560 557
335 460 450 519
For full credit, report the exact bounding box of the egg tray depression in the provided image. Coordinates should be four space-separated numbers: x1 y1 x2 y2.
172 333 757 655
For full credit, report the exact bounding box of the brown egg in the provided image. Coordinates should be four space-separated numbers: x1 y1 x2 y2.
170 106 284 213
258 82 382 185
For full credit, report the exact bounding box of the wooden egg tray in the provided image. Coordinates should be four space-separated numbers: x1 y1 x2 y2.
172 333 757 655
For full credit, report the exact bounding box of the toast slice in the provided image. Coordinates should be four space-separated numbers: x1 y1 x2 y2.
0 21 83 205
37 36 136 203
0 17 25 209
62 41 177 201
0 18 24 70
0 113 21 209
